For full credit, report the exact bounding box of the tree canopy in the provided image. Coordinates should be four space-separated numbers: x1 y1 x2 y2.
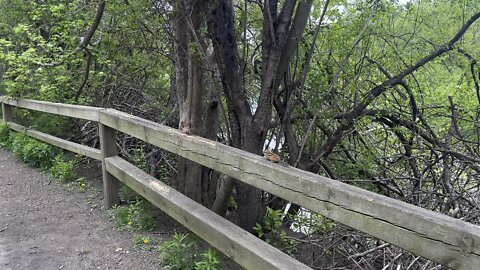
1 0 479 268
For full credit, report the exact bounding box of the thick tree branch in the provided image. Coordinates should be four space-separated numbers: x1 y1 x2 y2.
37 0 105 67
72 0 105 54
208 0 252 126
74 49 93 101
254 1 296 129
272 0 314 96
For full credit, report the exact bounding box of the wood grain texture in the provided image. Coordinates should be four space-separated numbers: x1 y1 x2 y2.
3 97 480 269
1 97 100 121
6 122 101 160
105 156 311 270
2 103 13 122
100 109 480 270
99 123 120 207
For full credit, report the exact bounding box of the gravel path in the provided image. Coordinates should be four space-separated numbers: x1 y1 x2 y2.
0 150 162 270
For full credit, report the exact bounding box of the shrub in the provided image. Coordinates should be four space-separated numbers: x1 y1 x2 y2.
128 147 148 171
49 154 77 182
133 235 157 251
158 233 222 270
14 110 69 138
10 132 57 169
253 207 297 255
159 232 197 270
0 123 10 147
111 198 155 231
195 249 221 270
119 183 139 203
75 177 88 192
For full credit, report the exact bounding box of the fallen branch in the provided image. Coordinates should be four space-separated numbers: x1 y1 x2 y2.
348 243 391 259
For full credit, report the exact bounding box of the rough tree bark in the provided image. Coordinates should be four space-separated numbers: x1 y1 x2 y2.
208 0 313 231
174 0 218 207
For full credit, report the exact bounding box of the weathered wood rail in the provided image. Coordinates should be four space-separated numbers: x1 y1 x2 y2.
1 96 479 270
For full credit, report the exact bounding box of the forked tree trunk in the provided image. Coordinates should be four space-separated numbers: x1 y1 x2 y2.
208 0 313 231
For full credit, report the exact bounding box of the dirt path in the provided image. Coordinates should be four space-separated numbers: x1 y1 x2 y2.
0 150 163 270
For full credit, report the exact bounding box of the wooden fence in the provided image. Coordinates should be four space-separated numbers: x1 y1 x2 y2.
1 96 479 270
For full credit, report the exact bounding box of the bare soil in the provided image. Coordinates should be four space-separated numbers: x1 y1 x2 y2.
0 149 173 270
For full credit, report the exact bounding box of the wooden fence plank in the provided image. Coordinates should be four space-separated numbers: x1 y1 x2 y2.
105 156 311 270
1 97 100 121
2 103 13 122
6 122 101 160
3 97 480 269
100 109 480 270
99 123 120 207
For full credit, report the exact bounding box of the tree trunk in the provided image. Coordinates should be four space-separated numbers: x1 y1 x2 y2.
174 0 218 205
208 0 313 231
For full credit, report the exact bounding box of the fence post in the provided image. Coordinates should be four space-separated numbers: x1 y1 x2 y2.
2 102 13 123
99 123 120 207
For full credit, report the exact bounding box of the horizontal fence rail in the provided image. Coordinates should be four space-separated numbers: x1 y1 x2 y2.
106 156 309 270
7 121 102 160
0 97 311 270
1 96 480 270
0 96 101 121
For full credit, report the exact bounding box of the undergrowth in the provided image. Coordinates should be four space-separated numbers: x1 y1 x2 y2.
49 154 77 182
10 132 58 168
158 232 221 270
254 207 297 256
0 123 10 147
0 128 83 187
1 125 220 270
110 198 156 231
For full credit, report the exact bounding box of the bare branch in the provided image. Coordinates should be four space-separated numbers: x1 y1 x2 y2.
312 11 480 162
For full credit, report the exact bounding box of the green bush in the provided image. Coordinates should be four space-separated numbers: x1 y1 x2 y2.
0 123 10 147
128 147 148 171
49 154 77 182
75 177 88 192
10 132 57 168
111 198 155 231
253 207 297 255
29 113 69 138
159 232 197 270
159 233 221 270
14 110 69 138
195 249 220 270
7 131 78 182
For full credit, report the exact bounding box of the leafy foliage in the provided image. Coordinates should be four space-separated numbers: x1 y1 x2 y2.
1 0 480 268
0 122 10 147
194 249 221 270
10 132 57 168
119 184 138 203
111 198 155 231
75 177 88 192
158 232 221 270
158 232 197 270
49 154 76 182
128 147 148 172
254 208 296 255
133 235 157 252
